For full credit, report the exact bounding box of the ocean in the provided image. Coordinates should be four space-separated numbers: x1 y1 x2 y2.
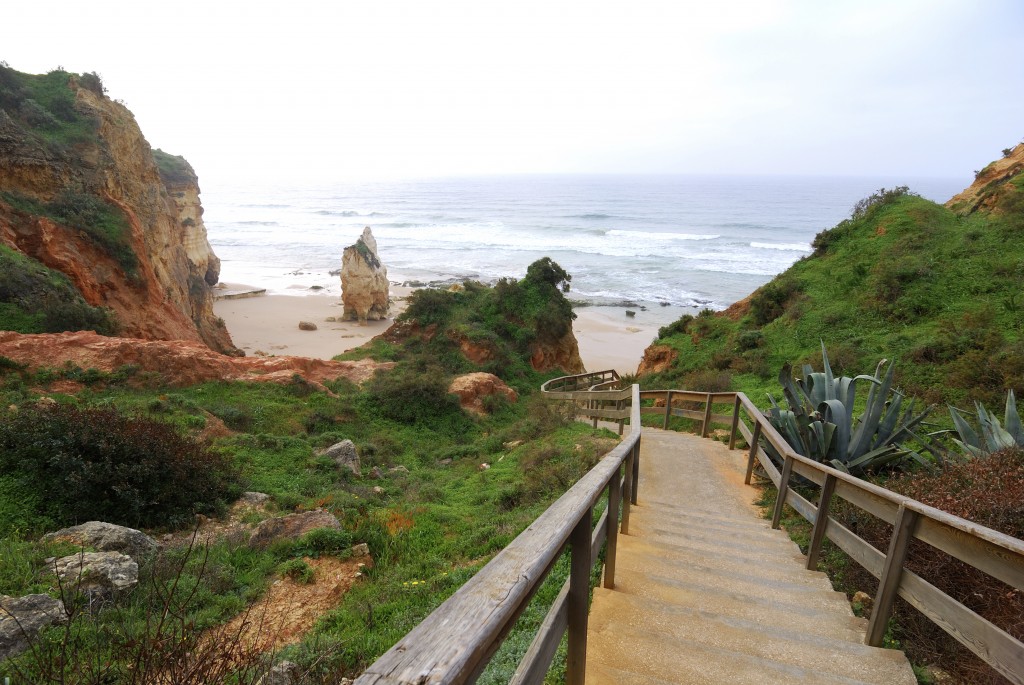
202 174 967 327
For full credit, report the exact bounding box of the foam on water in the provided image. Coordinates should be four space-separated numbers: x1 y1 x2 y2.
204 174 967 326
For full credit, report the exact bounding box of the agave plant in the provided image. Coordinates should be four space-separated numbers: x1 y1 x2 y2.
766 343 934 475
949 390 1024 457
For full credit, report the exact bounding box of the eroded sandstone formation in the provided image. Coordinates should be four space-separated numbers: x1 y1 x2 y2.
341 226 389 323
0 69 236 353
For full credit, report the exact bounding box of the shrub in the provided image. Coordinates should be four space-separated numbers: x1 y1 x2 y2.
0 403 240 529
363 366 465 427
292 528 354 558
658 314 693 340
278 558 315 584
402 288 458 327
749 277 801 326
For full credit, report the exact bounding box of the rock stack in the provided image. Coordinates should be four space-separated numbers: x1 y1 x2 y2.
341 227 389 323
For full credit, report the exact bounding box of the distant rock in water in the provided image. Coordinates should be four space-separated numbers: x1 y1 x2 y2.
341 226 389 323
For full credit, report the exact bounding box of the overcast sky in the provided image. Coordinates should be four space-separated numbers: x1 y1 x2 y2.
5 0 1022 185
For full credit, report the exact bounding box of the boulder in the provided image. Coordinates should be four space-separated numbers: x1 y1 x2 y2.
0 594 66 661
351 543 370 557
248 510 341 549
318 439 361 475
42 521 157 562
298 321 318 331
341 227 389 323
259 660 300 685
238 491 271 507
448 372 518 415
51 552 139 598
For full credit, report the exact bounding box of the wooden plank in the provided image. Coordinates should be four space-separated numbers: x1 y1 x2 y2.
728 395 741 450
591 508 608 562
772 455 794 529
834 479 900 525
737 419 753 445
824 517 885 579
710 412 734 424
898 570 1024 685
509 582 569 685
670 408 705 421
806 474 837 571
621 450 634 535
630 440 640 505
784 486 817 525
744 422 762 485
789 458 827 487
867 505 919 646
603 465 621 589
567 508 592 685
701 393 713 437
912 510 1024 592
757 447 782 488
575 407 630 420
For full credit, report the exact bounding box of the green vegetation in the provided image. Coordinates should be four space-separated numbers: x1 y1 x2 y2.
0 260 613 681
949 389 1024 457
766 345 935 475
1 189 139 278
152 148 197 187
642 179 1024 408
0 65 100 152
0 244 117 334
0 403 241 533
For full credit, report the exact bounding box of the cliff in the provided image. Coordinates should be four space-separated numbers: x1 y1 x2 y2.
637 145 1024 407
0 66 237 354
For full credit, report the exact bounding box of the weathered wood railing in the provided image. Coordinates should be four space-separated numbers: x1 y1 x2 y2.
541 370 631 434
355 379 641 685
643 388 1024 685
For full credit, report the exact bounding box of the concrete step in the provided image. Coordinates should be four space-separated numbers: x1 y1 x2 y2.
586 621 915 685
613 537 836 592
633 509 798 542
612 568 866 640
621 527 806 570
592 584 867 644
631 522 803 558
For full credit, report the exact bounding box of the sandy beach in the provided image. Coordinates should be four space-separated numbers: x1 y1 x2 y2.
214 284 658 374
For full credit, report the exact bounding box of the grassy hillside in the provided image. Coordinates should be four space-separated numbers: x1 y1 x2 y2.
0 261 605 682
641 162 1024 409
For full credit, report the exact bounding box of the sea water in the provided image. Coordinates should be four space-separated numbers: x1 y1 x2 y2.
202 174 966 327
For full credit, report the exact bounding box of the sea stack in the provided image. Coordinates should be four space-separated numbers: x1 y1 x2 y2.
341 226 389 323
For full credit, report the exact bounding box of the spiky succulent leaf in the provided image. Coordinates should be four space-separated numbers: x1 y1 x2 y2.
1005 390 1024 445
949 406 982 452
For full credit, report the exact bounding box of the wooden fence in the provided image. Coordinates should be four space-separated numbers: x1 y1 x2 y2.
356 374 1024 684
643 388 1024 685
354 383 641 685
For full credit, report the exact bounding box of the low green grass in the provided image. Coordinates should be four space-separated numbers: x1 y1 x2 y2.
0 264 614 681
0 66 99 151
643 181 1024 411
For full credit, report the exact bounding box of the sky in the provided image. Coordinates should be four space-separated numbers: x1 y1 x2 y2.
5 0 1022 185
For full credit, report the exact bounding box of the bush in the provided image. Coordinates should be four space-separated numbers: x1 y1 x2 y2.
363 366 465 427
0 404 240 529
749 277 801 326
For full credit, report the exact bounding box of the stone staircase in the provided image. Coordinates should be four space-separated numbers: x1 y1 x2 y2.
584 428 916 685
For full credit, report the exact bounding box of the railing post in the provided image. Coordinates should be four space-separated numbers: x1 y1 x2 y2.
771 454 794 529
701 393 713 437
604 464 621 589
617 398 624 436
806 474 837 571
622 446 634 535
866 504 919 647
630 439 640 505
662 390 673 429
728 395 741 450
567 506 593 685
744 422 762 485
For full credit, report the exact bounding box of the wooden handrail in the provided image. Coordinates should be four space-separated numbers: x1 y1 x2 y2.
356 379 642 685
357 377 1024 684
643 387 1024 685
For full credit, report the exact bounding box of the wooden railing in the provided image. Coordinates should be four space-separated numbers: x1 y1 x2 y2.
355 380 642 685
642 388 1024 685
540 370 631 434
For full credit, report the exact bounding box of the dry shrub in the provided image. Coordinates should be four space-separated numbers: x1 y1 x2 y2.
837 449 1024 684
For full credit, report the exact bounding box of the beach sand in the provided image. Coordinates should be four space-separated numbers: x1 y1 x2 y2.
214 284 657 374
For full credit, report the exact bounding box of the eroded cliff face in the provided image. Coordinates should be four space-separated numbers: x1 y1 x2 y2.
947 143 1024 215
0 69 237 354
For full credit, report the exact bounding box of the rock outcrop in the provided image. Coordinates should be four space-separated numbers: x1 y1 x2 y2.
530 331 585 375
0 594 66 661
318 440 361 475
0 67 236 353
341 227 389 323
636 344 678 375
51 551 139 598
42 521 158 562
248 510 341 549
449 372 518 414
947 142 1024 215
0 330 391 389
